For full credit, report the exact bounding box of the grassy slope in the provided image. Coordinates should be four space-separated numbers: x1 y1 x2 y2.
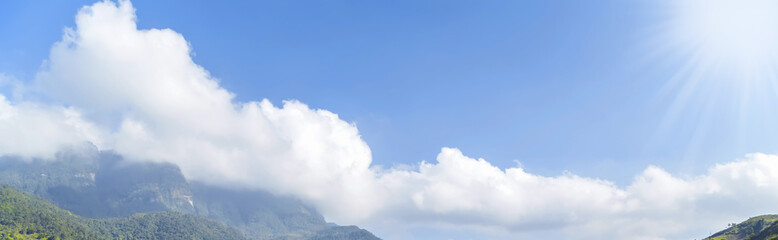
706 215 778 240
748 220 778 240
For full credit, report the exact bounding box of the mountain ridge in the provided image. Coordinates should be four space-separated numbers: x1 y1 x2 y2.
706 215 778 240
0 184 246 240
0 148 379 240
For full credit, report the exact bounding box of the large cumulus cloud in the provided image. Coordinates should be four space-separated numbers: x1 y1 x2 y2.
3 1 778 239
33 0 379 222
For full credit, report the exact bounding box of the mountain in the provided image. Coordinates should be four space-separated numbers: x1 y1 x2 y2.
0 148 379 240
0 149 195 218
308 226 382 240
85 212 245 240
0 185 98 239
705 215 778 240
188 182 328 239
747 220 778 240
0 184 245 240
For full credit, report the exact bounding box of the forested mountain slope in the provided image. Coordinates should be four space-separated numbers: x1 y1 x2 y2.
0 148 379 240
706 215 778 240
0 185 245 240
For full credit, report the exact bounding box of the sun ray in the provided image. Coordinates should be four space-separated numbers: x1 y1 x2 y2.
648 0 778 159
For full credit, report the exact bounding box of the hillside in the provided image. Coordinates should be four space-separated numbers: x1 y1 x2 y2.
308 226 381 240
86 212 245 240
189 182 329 239
746 220 778 240
0 149 380 240
0 185 98 239
0 185 245 240
706 215 778 240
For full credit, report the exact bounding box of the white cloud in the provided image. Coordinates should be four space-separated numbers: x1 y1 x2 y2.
3 1 778 239
31 0 380 222
379 148 626 226
0 74 24 102
0 95 103 159
373 150 778 240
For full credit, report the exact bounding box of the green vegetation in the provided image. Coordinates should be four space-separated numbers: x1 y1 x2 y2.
85 212 245 240
748 220 778 240
0 185 100 240
0 150 381 240
0 185 245 240
308 226 380 240
706 215 778 240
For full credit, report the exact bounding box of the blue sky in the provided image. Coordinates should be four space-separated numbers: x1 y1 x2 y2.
3 1 778 239
3 0 774 184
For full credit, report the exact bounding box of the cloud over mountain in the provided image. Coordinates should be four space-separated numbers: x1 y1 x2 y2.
4 1 778 239
0 95 102 159
33 0 379 222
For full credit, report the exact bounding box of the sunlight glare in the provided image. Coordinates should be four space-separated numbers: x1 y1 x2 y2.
670 0 778 73
652 0 778 160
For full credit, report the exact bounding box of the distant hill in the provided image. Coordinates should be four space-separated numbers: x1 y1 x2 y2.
0 149 380 240
0 185 245 240
188 181 328 239
0 185 97 239
747 220 778 240
308 226 381 240
705 215 778 240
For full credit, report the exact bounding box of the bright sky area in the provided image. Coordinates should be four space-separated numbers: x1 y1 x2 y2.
3 1 778 239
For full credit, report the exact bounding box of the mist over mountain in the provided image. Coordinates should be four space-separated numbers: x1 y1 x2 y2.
0 185 246 240
0 146 379 240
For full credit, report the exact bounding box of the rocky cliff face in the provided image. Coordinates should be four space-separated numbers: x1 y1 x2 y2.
0 149 195 218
